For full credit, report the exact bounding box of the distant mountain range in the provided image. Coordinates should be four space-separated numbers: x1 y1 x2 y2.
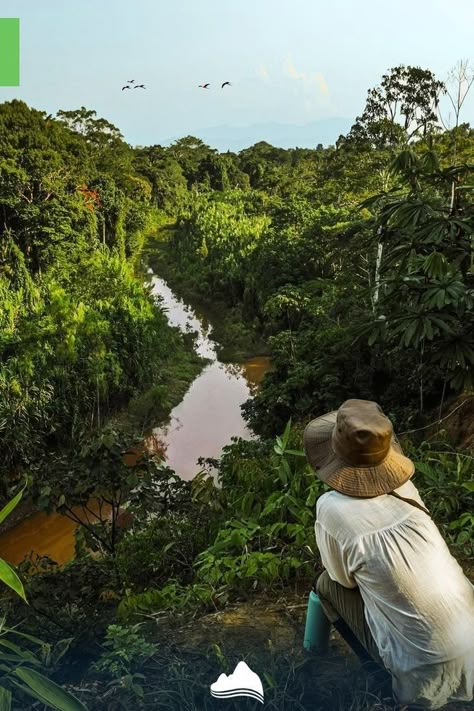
164 117 353 152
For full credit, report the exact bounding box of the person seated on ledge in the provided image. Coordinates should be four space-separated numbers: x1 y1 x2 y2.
304 399 474 710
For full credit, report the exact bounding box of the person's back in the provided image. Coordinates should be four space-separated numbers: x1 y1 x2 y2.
316 480 474 706
304 399 474 709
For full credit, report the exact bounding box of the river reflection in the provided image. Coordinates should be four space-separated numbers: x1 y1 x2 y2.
0 501 111 566
149 277 271 480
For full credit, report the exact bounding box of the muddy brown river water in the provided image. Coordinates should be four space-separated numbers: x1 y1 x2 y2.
0 275 271 566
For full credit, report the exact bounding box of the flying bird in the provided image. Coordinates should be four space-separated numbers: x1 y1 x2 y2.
127 79 135 83
134 84 146 89
198 83 210 89
221 81 231 88
121 85 131 90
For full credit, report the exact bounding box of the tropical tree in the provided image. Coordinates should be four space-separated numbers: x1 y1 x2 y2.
348 65 445 147
363 148 474 409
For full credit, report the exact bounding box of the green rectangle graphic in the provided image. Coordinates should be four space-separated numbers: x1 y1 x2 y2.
0 19 20 86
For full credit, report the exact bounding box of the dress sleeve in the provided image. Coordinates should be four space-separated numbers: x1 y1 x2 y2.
315 521 357 589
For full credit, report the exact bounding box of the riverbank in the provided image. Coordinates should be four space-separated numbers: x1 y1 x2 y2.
146 228 271 363
0 320 204 543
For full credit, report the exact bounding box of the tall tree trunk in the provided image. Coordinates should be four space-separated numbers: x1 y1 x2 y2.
373 235 384 306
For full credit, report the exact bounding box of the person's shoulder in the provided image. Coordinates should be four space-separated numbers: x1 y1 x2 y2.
316 490 360 541
316 490 336 508
316 490 354 518
395 479 426 506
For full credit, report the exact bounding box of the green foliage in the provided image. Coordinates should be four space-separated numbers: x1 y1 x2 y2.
90 623 154 707
449 511 474 555
13 666 87 711
11 557 117 647
347 65 444 147
93 623 155 680
115 423 321 622
172 192 270 302
411 444 473 522
116 507 213 592
0 100 195 486
363 149 474 393
29 429 193 566
409 441 474 558
0 492 87 710
117 583 214 622
0 489 26 600
193 426 321 592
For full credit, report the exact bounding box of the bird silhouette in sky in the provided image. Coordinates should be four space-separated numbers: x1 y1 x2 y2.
122 79 146 91
198 83 210 89
221 81 231 88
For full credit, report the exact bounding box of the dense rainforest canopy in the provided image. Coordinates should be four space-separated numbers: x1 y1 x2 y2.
0 63 473 710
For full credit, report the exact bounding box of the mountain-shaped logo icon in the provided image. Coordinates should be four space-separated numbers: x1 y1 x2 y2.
210 660 264 704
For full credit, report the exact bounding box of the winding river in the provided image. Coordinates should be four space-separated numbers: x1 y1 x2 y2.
0 274 271 565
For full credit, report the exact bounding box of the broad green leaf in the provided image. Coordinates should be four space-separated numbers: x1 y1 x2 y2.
8 629 47 646
14 668 88 711
0 639 41 664
0 652 38 664
278 458 291 485
0 488 24 526
403 320 417 347
281 419 292 449
368 327 379 347
457 530 471 545
0 687 11 711
422 251 448 279
0 560 26 602
462 482 474 492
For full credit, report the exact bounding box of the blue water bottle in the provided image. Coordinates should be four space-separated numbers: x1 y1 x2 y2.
303 589 331 653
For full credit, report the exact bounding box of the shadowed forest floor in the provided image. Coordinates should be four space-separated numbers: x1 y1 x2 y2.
80 590 474 710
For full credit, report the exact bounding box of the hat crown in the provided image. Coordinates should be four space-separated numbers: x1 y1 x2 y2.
303 399 415 497
332 399 393 467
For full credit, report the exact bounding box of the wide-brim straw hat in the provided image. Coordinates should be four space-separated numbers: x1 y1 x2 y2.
304 399 414 497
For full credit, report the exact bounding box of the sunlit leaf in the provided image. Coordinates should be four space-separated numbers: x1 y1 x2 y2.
0 560 26 602
0 488 24 526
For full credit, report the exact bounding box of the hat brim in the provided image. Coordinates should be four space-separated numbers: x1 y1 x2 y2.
304 411 414 498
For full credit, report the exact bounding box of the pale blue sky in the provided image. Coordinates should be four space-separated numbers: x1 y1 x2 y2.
0 0 473 146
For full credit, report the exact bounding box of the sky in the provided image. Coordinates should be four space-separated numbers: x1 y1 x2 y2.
0 0 473 147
